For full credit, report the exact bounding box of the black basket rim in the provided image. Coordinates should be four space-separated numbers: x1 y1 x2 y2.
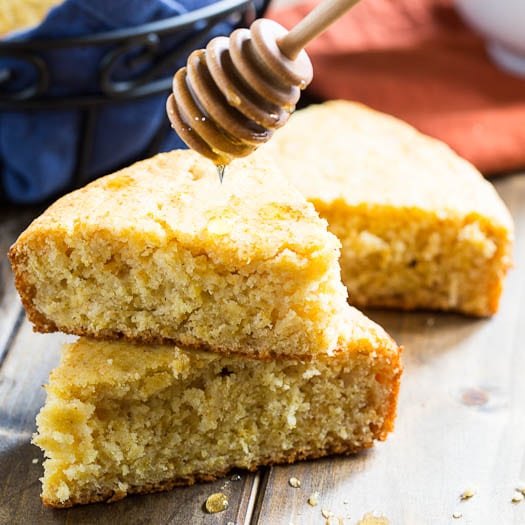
0 0 270 108
0 0 256 49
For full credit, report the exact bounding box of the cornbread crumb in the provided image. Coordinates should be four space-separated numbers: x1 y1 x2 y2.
452 512 462 519
322 508 334 518
511 492 524 504
515 482 525 495
289 477 301 488
460 488 476 501
260 101 514 316
356 513 390 525
205 492 229 513
308 492 320 506
10 150 349 359
33 319 401 508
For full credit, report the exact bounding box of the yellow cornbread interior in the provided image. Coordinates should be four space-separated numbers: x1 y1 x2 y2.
320 203 511 315
10 151 348 358
261 101 514 316
0 0 62 35
34 323 400 507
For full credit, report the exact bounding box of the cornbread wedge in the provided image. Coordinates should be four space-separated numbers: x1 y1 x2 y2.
259 101 514 316
9 150 349 358
0 0 62 35
33 309 401 508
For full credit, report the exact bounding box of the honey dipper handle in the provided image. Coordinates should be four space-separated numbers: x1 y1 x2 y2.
277 0 361 59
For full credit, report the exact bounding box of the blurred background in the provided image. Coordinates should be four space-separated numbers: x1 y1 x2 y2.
0 0 524 207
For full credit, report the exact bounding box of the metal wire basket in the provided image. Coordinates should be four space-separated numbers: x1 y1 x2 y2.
0 0 270 204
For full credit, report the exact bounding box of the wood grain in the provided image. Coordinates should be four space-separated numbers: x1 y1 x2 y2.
0 205 40 363
0 174 524 524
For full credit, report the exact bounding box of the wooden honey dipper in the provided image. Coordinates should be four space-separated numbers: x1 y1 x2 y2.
166 0 361 180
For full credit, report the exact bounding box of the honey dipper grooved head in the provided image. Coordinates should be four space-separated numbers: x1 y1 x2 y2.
167 19 313 166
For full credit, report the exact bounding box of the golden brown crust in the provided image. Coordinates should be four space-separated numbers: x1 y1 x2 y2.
41 440 376 508
353 298 496 318
353 262 508 317
264 101 514 227
377 345 403 440
8 244 56 331
10 150 335 269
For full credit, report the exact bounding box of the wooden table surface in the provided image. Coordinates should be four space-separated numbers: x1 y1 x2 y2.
1 173 524 525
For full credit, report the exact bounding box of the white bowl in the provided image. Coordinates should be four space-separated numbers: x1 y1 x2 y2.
455 0 525 77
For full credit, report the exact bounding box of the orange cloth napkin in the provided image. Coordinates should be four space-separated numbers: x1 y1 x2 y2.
268 0 525 176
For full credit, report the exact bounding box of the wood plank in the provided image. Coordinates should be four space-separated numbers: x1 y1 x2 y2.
0 318 260 524
255 173 525 525
0 205 42 361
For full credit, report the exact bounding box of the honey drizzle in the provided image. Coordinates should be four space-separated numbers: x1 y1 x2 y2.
217 164 226 183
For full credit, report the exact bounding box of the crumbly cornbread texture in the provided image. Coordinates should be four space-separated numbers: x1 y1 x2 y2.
9 150 349 358
33 311 401 508
258 101 514 316
0 0 61 35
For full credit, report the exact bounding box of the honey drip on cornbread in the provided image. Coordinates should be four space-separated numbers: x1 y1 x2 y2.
217 164 226 183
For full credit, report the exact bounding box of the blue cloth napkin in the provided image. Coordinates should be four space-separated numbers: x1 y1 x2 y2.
0 0 244 204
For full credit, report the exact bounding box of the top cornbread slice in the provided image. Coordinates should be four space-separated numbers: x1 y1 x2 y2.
9 150 349 358
258 101 514 316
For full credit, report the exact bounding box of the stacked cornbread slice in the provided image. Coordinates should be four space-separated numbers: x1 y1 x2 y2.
10 149 349 358
258 101 514 316
10 151 401 507
33 315 399 507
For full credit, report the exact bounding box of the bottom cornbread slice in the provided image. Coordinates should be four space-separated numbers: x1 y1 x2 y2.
33 309 401 508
